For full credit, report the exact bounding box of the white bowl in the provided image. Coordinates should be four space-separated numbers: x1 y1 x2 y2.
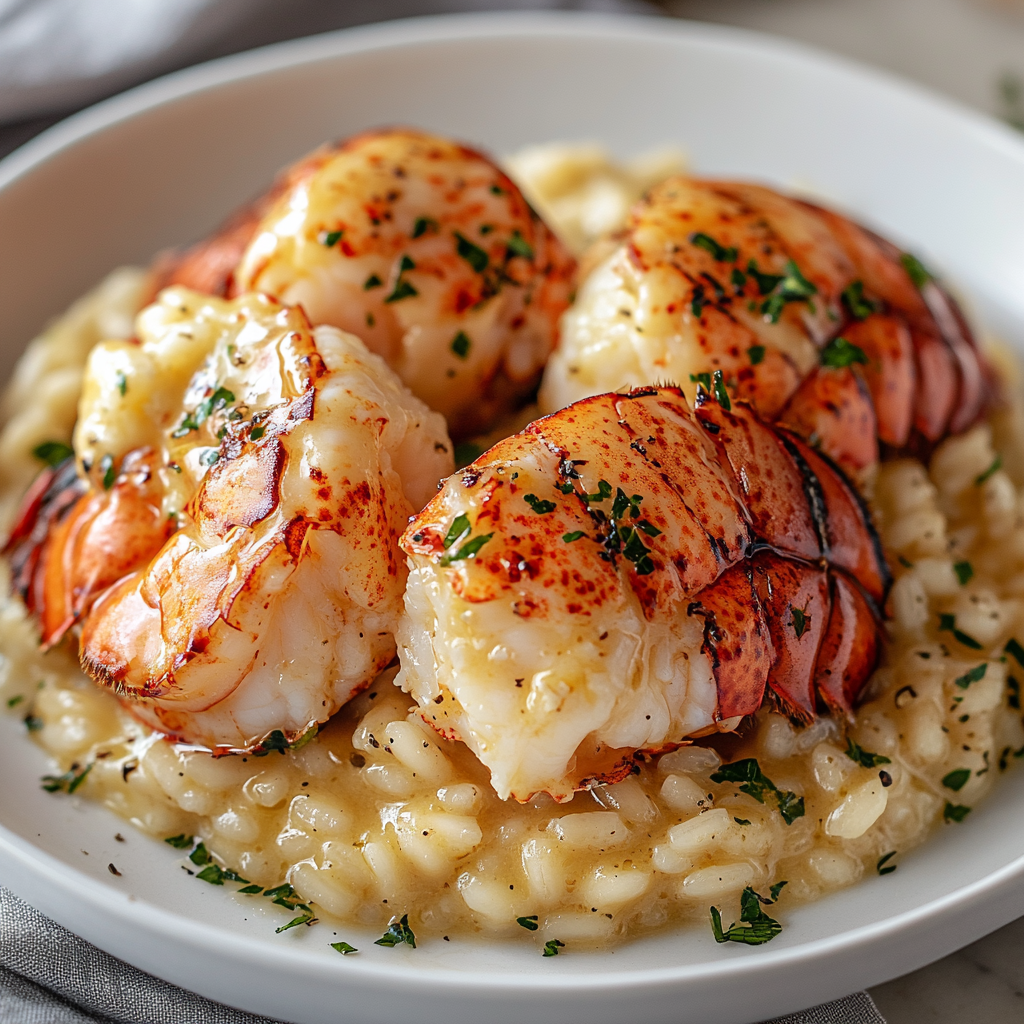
1 12 1023 1024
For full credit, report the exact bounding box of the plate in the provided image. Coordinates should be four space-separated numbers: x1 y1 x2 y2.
1 12 1024 1024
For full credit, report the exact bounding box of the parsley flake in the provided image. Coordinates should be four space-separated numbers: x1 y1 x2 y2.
710 759 804 825
41 762 92 794
900 252 931 288
747 345 766 365
331 941 358 954
375 914 416 948
363 273 382 290
164 834 193 849
32 440 74 466
733 817 751 826
710 886 784 945
276 907 317 933
938 613 983 650
562 531 586 543
690 232 738 263
412 217 438 239
440 532 493 566
384 280 418 304
451 331 471 359
517 915 539 931
542 939 565 957
24 714 43 732
443 514 472 549
454 232 489 273
942 768 971 792
321 230 342 248
790 607 809 638
746 260 783 296
954 663 987 689
821 336 869 368
6 695 23 708
99 454 116 490
841 280 879 321
943 801 971 823
115 370 128 396
524 494 556 515
975 456 1002 486
712 369 731 410
506 231 534 260
845 738 891 769
953 561 974 586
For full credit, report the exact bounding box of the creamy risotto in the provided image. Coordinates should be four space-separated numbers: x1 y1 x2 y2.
1 145 1022 951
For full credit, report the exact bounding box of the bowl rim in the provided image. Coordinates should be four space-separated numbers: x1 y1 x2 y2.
2 7 1024 1009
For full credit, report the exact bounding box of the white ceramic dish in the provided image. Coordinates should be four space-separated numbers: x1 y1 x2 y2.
1 12 1024 1024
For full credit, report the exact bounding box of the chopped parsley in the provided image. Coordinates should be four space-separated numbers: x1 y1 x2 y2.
164 834 194 849
24 714 43 732
276 907 318 933
953 561 974 586
938 613 983 650
942 768 971 792
189 842 211 865
99 454 116 490
384 279 417 303
438 513 493 566
746 259 783 296
1005 637 1024 668
710 759 804 825
115 370 128 396
524 494 556 515
691 284 707 318
690 232 738 263
321 230 342 248
330 941 358 955
41 762 92 794
876 851 898 876
690 371 712 392
747 345 765 366
954 663 987 689
250 425 265 441
900 252 931 289
733 817 751 826
196 863 249 886
375 914 416 948
199 449 219 467
412 217 438 238
6 695 23 708
845 738 891 769
506 231 534 260
454 232 489 273
790 607 809 639
943 801 971 823
710 885 785 945
32 440 74 466
451 331 471 359
542 939 565 957
820 336 869 368
975 456 1002 486
560 529 584 543
749 259 818 323
173 386 235 437
364 273 382 290
443 514 471 548
712 369 731 410
841 280 880 321
517 915 539 931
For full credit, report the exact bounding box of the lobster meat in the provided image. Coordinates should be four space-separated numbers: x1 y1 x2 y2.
398 385 889 801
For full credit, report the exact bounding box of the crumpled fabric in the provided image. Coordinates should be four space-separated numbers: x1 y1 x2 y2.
0 886 885 1022
0 0 653 123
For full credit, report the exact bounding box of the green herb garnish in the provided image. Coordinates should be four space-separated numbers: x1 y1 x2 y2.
99 454 116 490
943 801 971 823
900 252 930 288
975 456 1002 486
562 531 586 543
451 331 471 359
1005 637 1024 668
6 695 23 708
790 607 809 639
24 714 43 732
734 817 751 826
820 336 869 368
199 449 219 467
164 834 194 849
32 440 74 466
189 842 211 866
453 441 484 468
412 217 438 239
841 280 879 321
454 232 489 273
506 231 534 260
41 762 92 794
517 915 539 931
938 613 983 650
542 939 565 957
954 663 987 689
710 885 785 945
712 369 731 410
384 280 418 304
953 561 974 586
690 232 738 263
747 345 765 365
942 768 971 792
440 532 493 567
196 863 250 886
322 230 342 248
276 906 317 933
364 273 382 290
746 259 783 296
331 941 358 954
710 759 804 825
524 494 556 515
375 914 416 948
845 738 891 769
115 370 128 396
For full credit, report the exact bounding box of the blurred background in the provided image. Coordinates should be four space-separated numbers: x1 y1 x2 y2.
3 0 1024 159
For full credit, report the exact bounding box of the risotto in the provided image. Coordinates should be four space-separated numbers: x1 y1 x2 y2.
1 144 1022 952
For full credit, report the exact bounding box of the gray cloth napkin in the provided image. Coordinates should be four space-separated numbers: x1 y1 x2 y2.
0 887 884 1023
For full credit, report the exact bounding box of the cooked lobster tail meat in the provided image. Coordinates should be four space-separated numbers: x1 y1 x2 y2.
398 385 886 801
